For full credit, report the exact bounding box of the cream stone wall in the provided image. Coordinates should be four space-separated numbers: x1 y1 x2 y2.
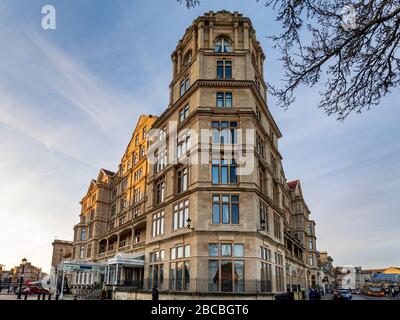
67 10 321 299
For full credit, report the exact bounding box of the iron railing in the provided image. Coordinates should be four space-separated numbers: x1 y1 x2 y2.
112 279 274 295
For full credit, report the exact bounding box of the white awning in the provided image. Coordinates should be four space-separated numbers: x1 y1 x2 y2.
59 261 107 272
106 252 145 267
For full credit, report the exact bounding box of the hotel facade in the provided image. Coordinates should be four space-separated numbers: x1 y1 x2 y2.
60 11 321 300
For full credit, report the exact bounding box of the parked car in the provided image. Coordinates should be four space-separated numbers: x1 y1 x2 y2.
23 286 49 295
338 288 352 300
14 286 27 295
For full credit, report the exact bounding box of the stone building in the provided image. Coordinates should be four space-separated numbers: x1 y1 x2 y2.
334 266 362 290
51 240 73 268
49 239 73 292
319 251 334 293
11 260 46 283
66 114 156 290
62 11 321 300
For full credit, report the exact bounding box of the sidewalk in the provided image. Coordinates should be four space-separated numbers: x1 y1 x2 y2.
321 294 333 300
0 292 76 300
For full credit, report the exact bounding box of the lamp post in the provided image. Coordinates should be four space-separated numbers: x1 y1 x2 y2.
17 258 27 299
186 217 194 231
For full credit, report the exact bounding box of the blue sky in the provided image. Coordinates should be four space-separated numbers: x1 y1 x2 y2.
0 0 399 273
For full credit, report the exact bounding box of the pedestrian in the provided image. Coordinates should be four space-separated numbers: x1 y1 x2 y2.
308 288 316 300
152 286 159 301
333 290 340 300
101 287 107 300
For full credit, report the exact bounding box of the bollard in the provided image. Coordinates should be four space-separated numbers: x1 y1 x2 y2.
24 292 28 300
55 293 59 300
48 293 52 300
42 293 46 300
37 293 41 300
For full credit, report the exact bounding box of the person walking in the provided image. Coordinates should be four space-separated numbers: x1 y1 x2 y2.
308 288 316 300
152 286 159 301
101 286 107 300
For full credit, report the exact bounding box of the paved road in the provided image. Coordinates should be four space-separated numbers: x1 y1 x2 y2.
322 293 396 300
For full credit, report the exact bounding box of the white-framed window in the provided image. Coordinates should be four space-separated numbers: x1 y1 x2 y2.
134 187 142 203
152 211 165 237
216 92 232 107
217 60 232 79
159 126 167 141
177 167 188 193
142 127 147 139
80 228 86 241
133 152 138 165
155 149 167 173
79 246 85 259
140 145 145 158
173 199 189 230
211 121 238 145
156 180 165 204
170 244 191 260
214 38 232 53
177 131 191 158
150 249 165 263
212 194 239 225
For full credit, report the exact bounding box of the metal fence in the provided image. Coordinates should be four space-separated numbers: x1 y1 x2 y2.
113 279 274 295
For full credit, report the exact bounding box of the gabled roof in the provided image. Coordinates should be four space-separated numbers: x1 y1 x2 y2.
287 180 299 190
121 114 156 162
80 179 97 203
102 169 115 176
96 169 115 184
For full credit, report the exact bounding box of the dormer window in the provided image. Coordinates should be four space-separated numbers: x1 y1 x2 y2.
214 38 232 53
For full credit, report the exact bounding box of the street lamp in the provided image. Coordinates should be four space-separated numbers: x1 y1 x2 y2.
17 258 27 299
186 217 194 231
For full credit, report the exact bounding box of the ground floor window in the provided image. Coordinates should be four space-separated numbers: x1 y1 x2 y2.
275 266 285 292
208 260 244 292
260 262 272 292
169 261 190 291
148 264 164 290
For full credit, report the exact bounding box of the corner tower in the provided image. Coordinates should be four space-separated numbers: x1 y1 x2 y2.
145 11 286 297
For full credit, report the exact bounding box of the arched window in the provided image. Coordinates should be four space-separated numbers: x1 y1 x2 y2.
214 38 232 53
